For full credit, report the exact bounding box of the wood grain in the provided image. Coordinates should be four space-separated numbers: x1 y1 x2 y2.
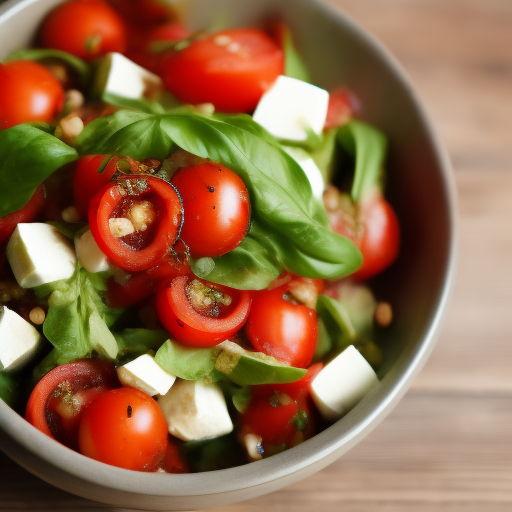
1 0 511 510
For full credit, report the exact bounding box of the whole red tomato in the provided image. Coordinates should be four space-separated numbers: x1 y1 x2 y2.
0 60 64 129
78 388 168 471
40 0 127 60
245 284 318 368
162 28 283 112
171 163 250 258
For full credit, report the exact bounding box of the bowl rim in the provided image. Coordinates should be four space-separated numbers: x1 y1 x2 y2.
0 0 458 503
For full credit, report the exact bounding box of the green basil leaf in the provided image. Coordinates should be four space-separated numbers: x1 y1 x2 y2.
337 119 388 203
0 125 78 217
280 24 311 83
33 265 122 379
214 340 306 385
155 339 217 381
3 48 91 86
0 371 17 407
115 328 169 357
311 128 338 185
46 221 87 240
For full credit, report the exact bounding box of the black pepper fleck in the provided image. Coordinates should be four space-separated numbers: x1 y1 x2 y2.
207 185 214 193
127 405 132 418
176 318 184 328
212 205 216 209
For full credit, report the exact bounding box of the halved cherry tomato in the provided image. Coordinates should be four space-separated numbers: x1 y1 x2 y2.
88 175 183 272
324 88 359 131
245 284 318 368
78 387 168 471
106 254 191 308
25 359 119 450
171 163 250 258
0 60 64 129
331 193 400 281
73 155 118 220
155 275 252 347
161 28 283 112
0 185 46 244
40 0 127 61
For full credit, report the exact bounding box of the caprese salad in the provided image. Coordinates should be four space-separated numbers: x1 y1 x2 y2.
0 0 400 473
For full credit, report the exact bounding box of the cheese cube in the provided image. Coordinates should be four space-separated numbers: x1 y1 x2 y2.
94 52 163 101
284 146 325 200
253 75 329 141
117 354 176 396
311 345 379 421
75 229 112 274
0 306 43 371
7 223 77 288
158 379 233 441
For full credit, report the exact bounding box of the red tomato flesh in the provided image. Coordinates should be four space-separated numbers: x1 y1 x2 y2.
78 388 168 471
171 163 250 258
162 28 283 112
155 276 252 347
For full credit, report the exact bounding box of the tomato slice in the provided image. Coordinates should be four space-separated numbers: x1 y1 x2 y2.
155 276 252 347
88 175 183 272
0 185 46 244
245 284 318 368
161 28 283 113
25 359 119 450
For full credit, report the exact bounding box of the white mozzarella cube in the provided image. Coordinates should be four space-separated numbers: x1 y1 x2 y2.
158 379 233 441
117 354 176 396
75 229 112 274
95 52 163 100
7 223 77 288
253 75 329 141
311 345 379 421
284 146 325 200
0 306 43 371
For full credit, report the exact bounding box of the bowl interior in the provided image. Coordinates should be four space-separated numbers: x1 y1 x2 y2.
0 0 456 509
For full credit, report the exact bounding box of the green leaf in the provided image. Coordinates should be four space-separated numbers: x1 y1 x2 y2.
155 339 217 381
33 265 123 379
214 340 306 386
0 371 17 407
46 221 87 240
337 119 388 203
3 48 91 86
280 25 311 83
232 385 252 413
115 328 169 357
311 128 338 185
75 111 362 285
0 125 78 217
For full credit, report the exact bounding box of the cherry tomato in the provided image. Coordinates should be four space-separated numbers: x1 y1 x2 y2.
156 438 190 473
73 155 118 220
155 275 252 347
88 175 183 272
171 163 250 258
245 284 318 368
0 185 46 244
40 0 127 61
25 359 119 450
106 255 191 308
0 60 64 129
161 28 283 112
331 193 400 281
324 88 358 131
78 388 168 471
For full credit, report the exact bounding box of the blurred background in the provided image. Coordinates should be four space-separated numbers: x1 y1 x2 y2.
1 0 511 510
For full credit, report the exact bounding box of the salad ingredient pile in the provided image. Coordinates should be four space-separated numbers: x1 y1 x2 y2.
0 0 401 472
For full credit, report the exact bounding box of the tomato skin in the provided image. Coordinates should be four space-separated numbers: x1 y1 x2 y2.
155 276 252 348
73 155 118 220
0 185 46 244
0 60 64 129
171 163 250 258
353 196 400 281
78 388 168 471
40 0 127 61
162 28 283 113
157 438 190 474
88 176 183 272
246 285 318 368
324 88 357 131
25 359 119 450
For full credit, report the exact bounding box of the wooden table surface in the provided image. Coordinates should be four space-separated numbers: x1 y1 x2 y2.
1 0 511 510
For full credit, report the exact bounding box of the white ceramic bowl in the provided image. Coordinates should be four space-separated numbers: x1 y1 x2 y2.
0 0 457 509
